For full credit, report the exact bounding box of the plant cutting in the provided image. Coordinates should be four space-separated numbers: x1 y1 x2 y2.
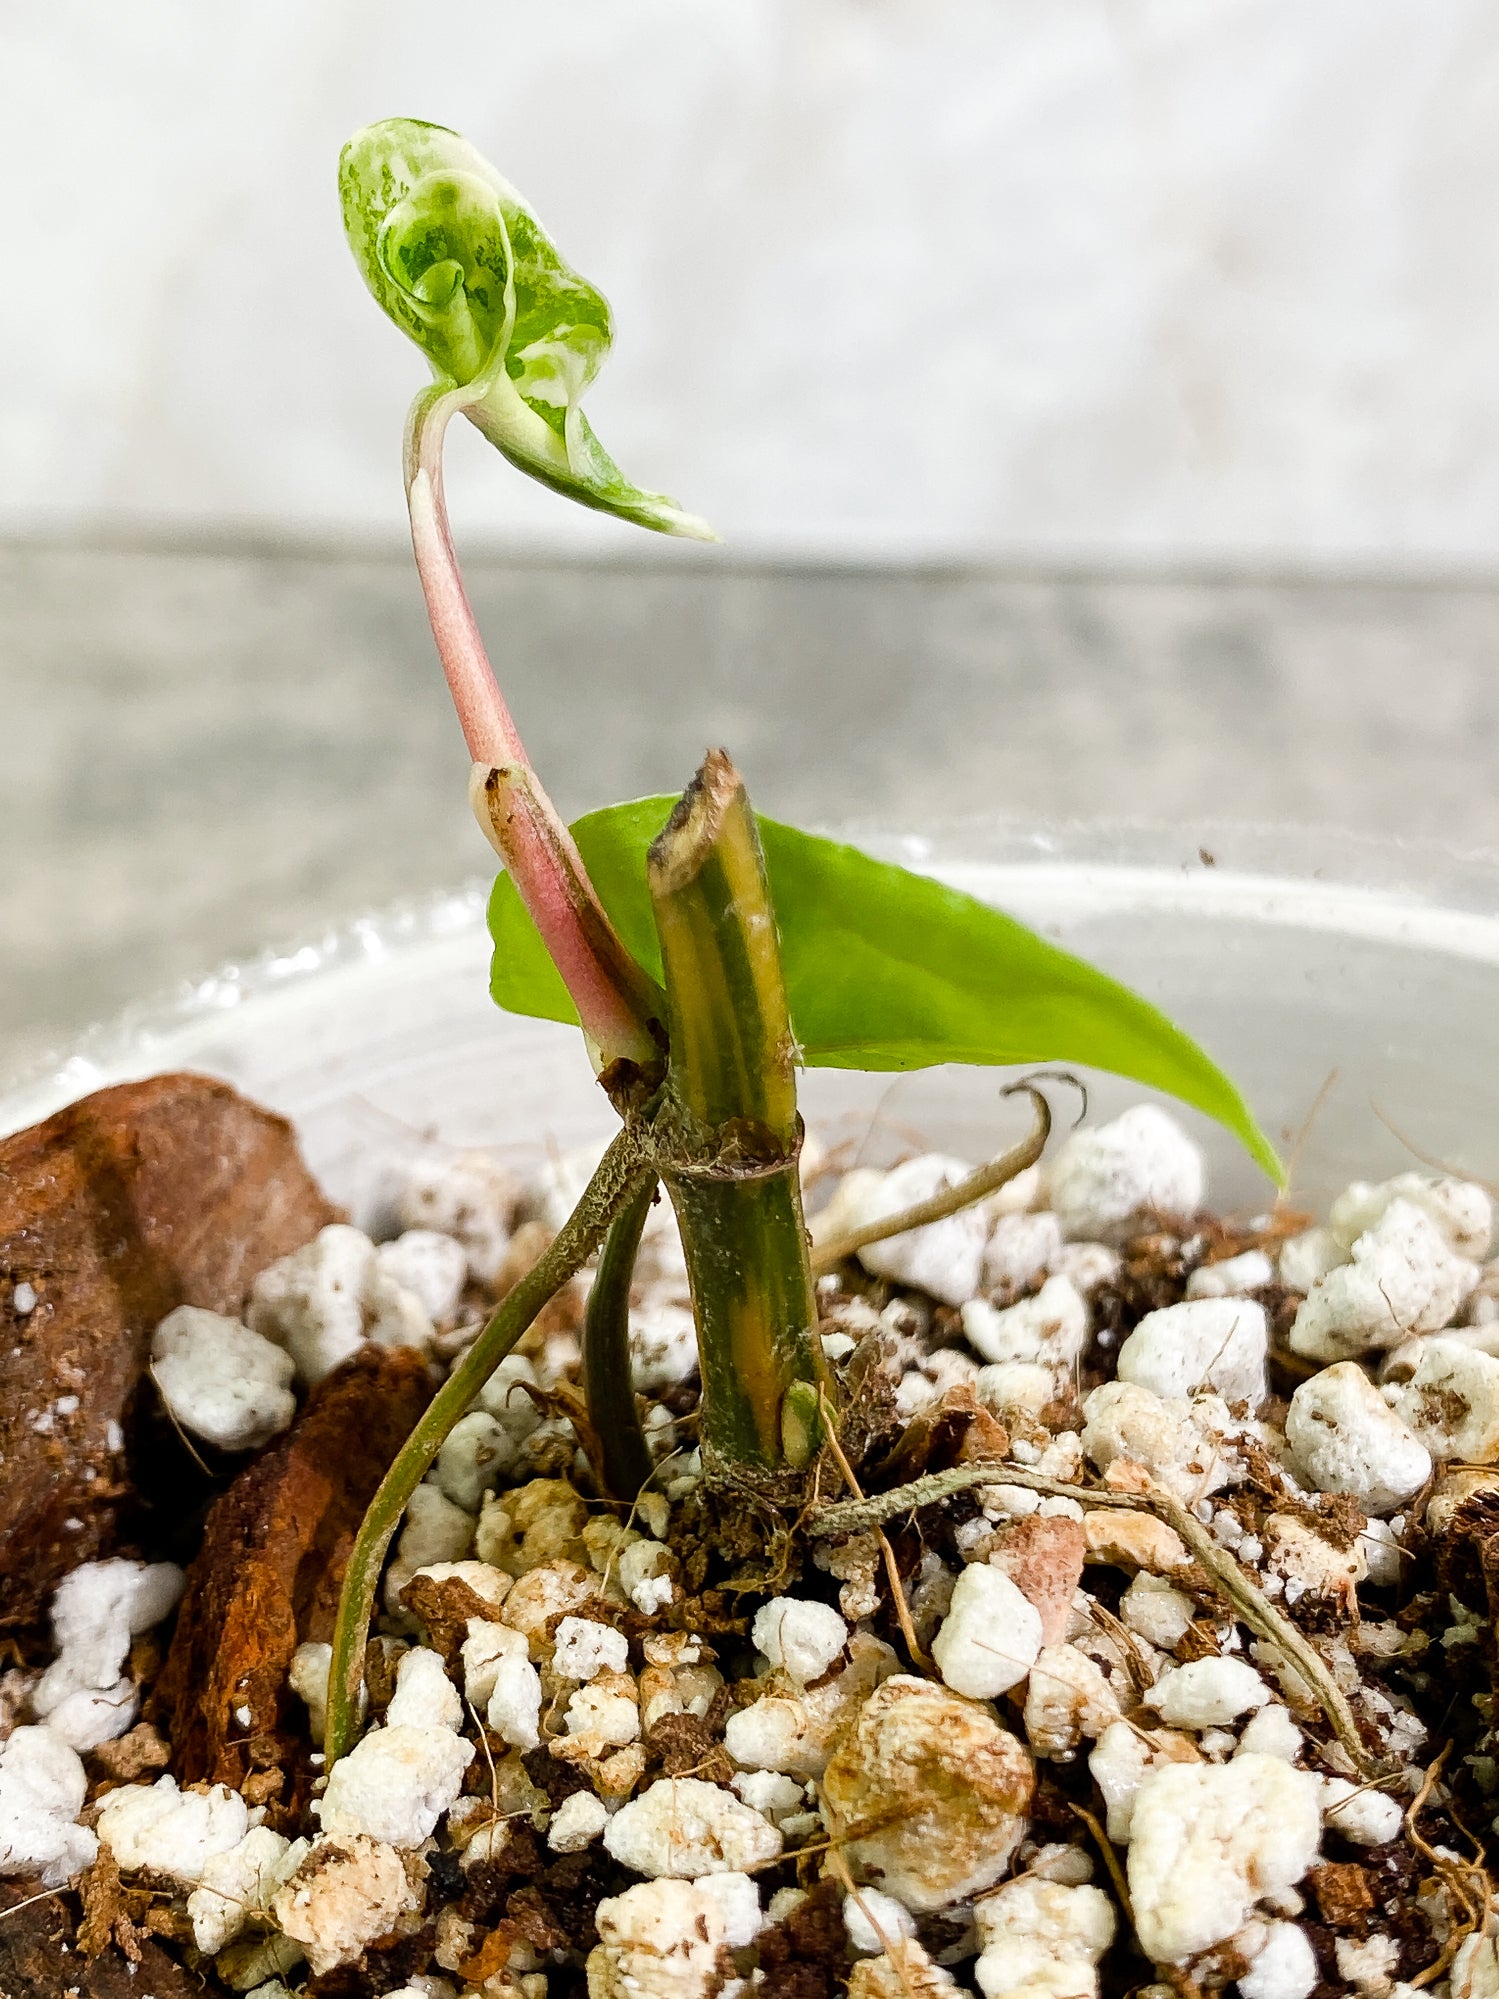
322 118 1279 1765
0 112 1496 1999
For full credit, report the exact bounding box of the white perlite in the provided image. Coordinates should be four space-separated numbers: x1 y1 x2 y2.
375 1229 469 1322
1329 1173 1493 1261
1088 1722 1201 1845
1239 1922 1320 1999
931 1563 1044 1699
315 1654 474 1851
587 1876 736 1999
1285 1362 1432 1514
272 1832 423 1976
1186 1250 1275 1298
961 1276 1089 1372
1143 1658 1270 1730
554 1616 630 1682
1280 1226 1348 1293
835 1154 995 1305
1043 1105 1204 1243
1081 1380 1239 1503
548 1789 609 1852
0 1725 97 1885
1120 1575 1197 1651
1289 1200 1478 1362
602 1777 783 1877
249 1223 433 1383
973 1877 1117 1999
1320 1777 1404 1846
1022 1644 1122 1757
433 1411 512 1513
752 1597 849 1686
1116 1298 1268 1408
95 1774 250 1884
1389 1337 1499 1462
398 1150 519 1284
982 1211 1064 1302
1126 1755 1323 1963
843 1887 917 1955
187 1826 302 1953
33 1557 185 1751
1236 1705 1304 1763
151 1306 296 1451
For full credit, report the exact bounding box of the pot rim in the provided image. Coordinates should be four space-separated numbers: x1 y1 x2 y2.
6 814 1499 1138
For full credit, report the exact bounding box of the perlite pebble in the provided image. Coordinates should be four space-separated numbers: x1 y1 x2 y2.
0 1725 97 1885
1389 1337 1499 1462
844 1886 917 1954
1329 1172 1493 1260
375 1229 468 1322
1126 1755 1323 1963
1185 1249 1274 1298
602 1777 783 1877
961 1276 1088 1372
150 1306 296 1452
548 1789 609 1852
1285 1362 1432 1514
586 1877 733 1999
186 1826 301 1953
315 1711 473 1848
398 1151 519 1284
981 1211 1064 1302
554 1616 630 1682
973 1877 1117 1999
1081 1380 1238 1503
931 1563 1043 1699
95 1774 249 1884
850 1154 995 1306
1144 1658 1270 1730
752 1597 849 1686
1043 1105 1204 1243
1239 1922 1320 1999
1289 1200 1478 1362
249 1224 433 1383
1320 1776 1404 1846
1116 1298 1268 1408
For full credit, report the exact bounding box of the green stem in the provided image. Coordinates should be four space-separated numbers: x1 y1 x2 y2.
583 1176 658 1500
324 1124 652 1766
648 751 830 1474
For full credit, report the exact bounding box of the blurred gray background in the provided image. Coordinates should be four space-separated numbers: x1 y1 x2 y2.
5 1 1499 1077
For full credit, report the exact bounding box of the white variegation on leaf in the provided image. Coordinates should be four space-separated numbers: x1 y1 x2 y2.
339 118 714 539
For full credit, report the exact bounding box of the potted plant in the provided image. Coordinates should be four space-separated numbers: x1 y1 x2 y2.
0 116 1489 1999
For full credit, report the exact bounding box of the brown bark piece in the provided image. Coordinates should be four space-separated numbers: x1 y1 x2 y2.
154 1346 433 1790
1308 1860 1375 1930
0 1072 340 1624
0 1878 226 1997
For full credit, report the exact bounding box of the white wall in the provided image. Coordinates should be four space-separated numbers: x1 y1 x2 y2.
6 0 1499 566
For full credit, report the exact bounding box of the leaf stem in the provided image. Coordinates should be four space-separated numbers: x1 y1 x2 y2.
405 384 664 1076
324 1123 653 1766
403 382 526 769
582 1177 658 1500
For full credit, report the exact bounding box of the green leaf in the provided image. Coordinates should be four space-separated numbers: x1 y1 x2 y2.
487 799 1282 1182
339 119 715 539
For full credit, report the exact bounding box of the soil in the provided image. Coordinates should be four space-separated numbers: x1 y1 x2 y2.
0 1076 1493 1999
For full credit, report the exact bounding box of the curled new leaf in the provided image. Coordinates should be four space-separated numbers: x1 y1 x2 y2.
339 118 715 539
486 797 1283 1184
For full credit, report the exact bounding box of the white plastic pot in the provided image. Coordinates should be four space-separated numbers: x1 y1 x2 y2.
6 823 1499 1218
